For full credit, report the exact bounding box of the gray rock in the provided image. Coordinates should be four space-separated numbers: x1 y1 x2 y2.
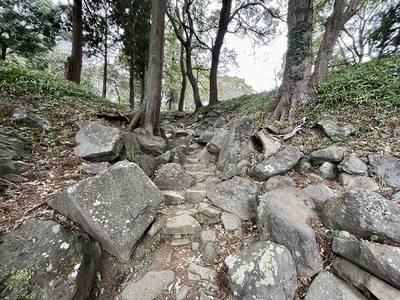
120 132 142 161
0 158 31 178
310 146 346 164
202 242 218 262
162 190 185 205
206 129 228 154
198 131 215 145
333 257 400 300
119 270 175 300
188 263 217 283
332 237 400 289
82 162 111 175
338 153 368 176
248 145 301 181
300 184 335 207
49 161 164 262
221 212 242 232
133 127 166 156
258 187 323 277
199 147 218 165
0 220 101 300
133 154 156 177
185 189 207 202
154 163 195 190
321 189 400 243
318 162 338 179
197 203 220 218
225 241 297 300
295 157 312 173
217 117 254 171
164 214 201 235
263 175 296 191
207 176 260 220
156 150 171 166
339 173 379 191
74 121 122 162
200 230 216 244
368 153 400 188
12 106 51 130
170 239 191 246
176 285 192 300
305 271 367 300
222 163 243 180
317 119 355 140
0 134 29 160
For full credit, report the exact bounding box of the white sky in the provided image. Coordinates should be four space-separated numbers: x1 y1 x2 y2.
226 33 287 92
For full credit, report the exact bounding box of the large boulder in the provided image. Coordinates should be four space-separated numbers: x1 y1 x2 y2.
332 257 400 300
321 189 400 243
207 176 260 220
225 241 297 300
12 106 51 130
368 153 400 188
316 119 355 140
74 121 122 162
338 153 368 176
217 117 254 171
0 220 101 300
133 128 166 156
248 145 301 181
305 271 367 300
332 237 400 290
309 146 346 164
0 134 31 179
258 187 323 277
153 163 194 190
49 161 164 262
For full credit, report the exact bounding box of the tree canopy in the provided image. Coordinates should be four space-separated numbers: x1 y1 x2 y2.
0 0 60 60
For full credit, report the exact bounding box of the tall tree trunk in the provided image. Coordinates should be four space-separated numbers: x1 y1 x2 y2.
1 46 6 60
178 44 187 112
266 0 315 123
129 57 135 109
186 45 202 111
313 0 360 84
144 0 166 135
65 0 83 84
140 70 145 104
102 22 108 98
209 0 232 106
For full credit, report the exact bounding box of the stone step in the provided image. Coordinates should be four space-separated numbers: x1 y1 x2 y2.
185 189 207 203
184 164 207 172
187 171 214 183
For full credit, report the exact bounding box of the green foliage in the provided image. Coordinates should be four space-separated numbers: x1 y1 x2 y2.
0 62 98 98
198 89 278 123
0 0 60 59
302 55 400 120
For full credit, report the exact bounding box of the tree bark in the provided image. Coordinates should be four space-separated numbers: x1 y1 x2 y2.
313 0 360 84
266 0 315 123
144 0 166 135
129 57 135 109
65 0 83 84
1 46 6 60
178 44 187 111
102 15 108 98
209 0 232 106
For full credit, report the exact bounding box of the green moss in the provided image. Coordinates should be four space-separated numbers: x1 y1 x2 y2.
10 268 31 283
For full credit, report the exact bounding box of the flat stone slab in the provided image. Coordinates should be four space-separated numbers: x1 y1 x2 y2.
164 214 201 235
119 270 175 300
368 153 400 188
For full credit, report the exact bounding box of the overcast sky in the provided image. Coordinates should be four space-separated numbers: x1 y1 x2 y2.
226 32 287 93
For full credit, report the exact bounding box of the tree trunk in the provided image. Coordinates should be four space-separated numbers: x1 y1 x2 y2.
102 9 108 98
186 46 203 111
140 71 145 104
1 46 6 60
129 58 135 109
209 0 232 106
144 0 166 135
266 0 315 123
313 0 360 84
65 0 83 84
178 45 187 111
